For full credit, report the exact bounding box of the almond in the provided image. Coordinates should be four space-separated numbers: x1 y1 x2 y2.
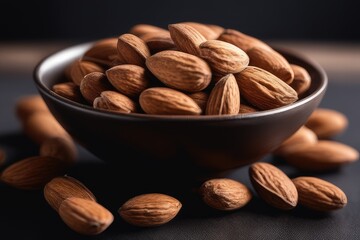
290 64 311 96
52 82 86 103
139 87 202 115
235 66 298 110
129 24 168 38
93 91 138 113
273 126 318 156
59 197 113 235
249 162 298 210
146 50 211 92
83 37 118 66
218 29 271 52
40 136 77 164
44 176 96 212
187 91 209 113
117 33 150 67
292 176 347 211
247 46 294 84
206 24 224 36
0 156 70 190
69 60 104 86
239 101 258 114
168 23 207 56
179 21 220 40
106 64 150 98
281 140 359 171
199 40 249 74
23 112 70 145
15 95 49 121
200 178 252 211
305 108 348 139
206 74 240 115
141 31 176 54
118 193 182 227
80 72 113 104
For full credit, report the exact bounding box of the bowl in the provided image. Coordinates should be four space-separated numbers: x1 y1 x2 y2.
33 41 327 181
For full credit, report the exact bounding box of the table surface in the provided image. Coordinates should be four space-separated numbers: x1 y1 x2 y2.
0 41 360 240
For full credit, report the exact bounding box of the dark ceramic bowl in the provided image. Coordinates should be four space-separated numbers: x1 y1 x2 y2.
33 41 327 179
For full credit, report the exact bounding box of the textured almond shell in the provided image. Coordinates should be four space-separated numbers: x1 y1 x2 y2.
0 156 69 190
247 46 294 84
59 197 113 235
106 64 150 98
69 60 104 86
290 64 312 96
249 162 298 210
119 193 182 227
200 178 252 211
305 108 348 139
206 74 240 115
187 91 209 112
52 82 85 103
96 91 137 113
117 33 150 67
292 176 347 211
44 176 96 211
83 38 118 66
141 31 176 54
179 21 220 40
168 23 207 56
146 50 211 92
129 24 168 38
281 140 359 171
139 87 202 115
235 66 298 110
199 40 249 74
80 72 113 104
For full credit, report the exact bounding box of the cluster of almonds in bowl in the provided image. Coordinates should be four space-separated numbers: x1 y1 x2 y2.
53 21 311 116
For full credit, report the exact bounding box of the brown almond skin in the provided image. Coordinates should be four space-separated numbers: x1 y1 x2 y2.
305 108 348 139
83 38 118 66
249 162 298 210
52 82 86 103
206 74 240 115
281 140 359 171
94 91 138 113
23 112 70 145
290 64 312 96
235 66 298 110
141 31 176 54
146 50 212 92
0 156 70 190
117 33 151 67
129 24 168 38
69 59 104 86
200 178 252 211
44 176 96 212
179 21 220 40
80 72 113 104
247 46 294 84
140 87 202 115
239 102 258 114
199 40 249 74
40 136 77 164
218 29 271 52
59 197 113 235
292 177 347 211
187 91 209 113
273 126 318 156
15 95 49 121
106 64 150 98
168 23 207 56
119 193 182 227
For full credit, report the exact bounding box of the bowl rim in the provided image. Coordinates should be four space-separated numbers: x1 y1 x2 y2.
33 41 328 122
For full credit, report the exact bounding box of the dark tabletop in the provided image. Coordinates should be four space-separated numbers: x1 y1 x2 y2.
0 43 360 240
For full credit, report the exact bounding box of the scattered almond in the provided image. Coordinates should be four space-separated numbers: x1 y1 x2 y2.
249 162 298 210
15 95 49 121
305 108 348 139
292 176 347 211
44 176 96 212
40 136 77 164
59 197 113 235
119 193 182 227
200 178 252 211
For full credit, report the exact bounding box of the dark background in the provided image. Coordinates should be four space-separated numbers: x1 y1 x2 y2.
1 0 360 42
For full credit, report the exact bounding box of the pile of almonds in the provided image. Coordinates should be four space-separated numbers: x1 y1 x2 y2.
53 21 311 116
0 21 358 236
